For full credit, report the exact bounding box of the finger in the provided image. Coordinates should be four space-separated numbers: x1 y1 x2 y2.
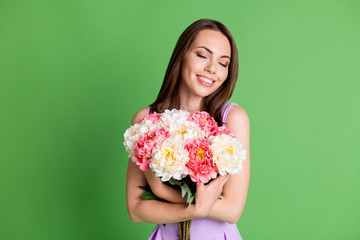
208 175 224 186
197 182 205 191
219 175 229 187
222 174 229 183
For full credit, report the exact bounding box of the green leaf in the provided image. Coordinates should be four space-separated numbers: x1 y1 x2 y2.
169 178 182 187
187 192 194 203
180 183 194 203
218 192 223 200
140 191 160 200
169 177 197 204
187 195 195 206
182 183 191 196
181 185 187 198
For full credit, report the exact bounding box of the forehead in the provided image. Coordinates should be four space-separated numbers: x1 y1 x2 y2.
190 29 231 56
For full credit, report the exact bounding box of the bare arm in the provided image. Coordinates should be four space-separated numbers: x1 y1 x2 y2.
126 108 190 223
128 107 186 204
143 169 187 204
205 106 251 224
137 106 251 224
125 107 246 223
126 108 224 223
127 156 228 223
126 156 196 223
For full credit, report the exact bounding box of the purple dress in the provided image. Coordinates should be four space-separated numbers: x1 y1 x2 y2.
147 103 243 240
148 218 242 240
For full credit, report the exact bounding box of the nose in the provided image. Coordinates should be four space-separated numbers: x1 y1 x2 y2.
204 60 216 74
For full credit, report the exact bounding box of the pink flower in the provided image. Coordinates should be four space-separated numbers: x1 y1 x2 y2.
209 126 236 138
142 112 161 124
132 127 170 171
187 111 218 136
185 138 218 183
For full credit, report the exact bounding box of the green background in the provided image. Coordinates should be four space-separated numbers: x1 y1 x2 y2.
1 0 359 239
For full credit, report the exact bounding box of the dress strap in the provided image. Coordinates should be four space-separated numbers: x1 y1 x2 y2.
147 106 150 115
221 102 239 124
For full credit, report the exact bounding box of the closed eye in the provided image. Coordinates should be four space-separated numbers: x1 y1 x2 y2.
219 63 228 67
197 54 206 58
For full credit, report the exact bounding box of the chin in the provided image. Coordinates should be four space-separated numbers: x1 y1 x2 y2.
196 90 215 98
198 86 221 98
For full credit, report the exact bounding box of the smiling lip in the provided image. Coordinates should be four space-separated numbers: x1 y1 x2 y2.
196 75 215 87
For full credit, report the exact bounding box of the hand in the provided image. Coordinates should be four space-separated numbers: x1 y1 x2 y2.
143 169 187 204
193 175 228 218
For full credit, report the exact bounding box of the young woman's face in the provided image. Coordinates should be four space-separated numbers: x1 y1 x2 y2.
180 29 231 98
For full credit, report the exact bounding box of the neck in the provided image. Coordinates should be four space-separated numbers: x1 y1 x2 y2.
179 96 203 112
178 85 204 113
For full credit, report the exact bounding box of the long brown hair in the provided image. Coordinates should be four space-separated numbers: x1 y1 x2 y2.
149 19 239 125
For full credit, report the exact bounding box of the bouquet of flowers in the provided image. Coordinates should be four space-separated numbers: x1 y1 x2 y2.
123 109 247 240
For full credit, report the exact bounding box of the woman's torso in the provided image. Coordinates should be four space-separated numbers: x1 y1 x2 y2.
147 102 242 240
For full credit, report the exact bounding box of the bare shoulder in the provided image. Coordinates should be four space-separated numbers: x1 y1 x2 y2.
131 107 148 125
226 105 250 129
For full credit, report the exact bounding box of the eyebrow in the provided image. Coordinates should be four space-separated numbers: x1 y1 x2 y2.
196 46 231 60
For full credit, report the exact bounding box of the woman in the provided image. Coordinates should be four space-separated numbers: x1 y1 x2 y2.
126 19 250 239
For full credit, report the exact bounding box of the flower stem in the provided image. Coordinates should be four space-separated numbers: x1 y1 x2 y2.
178 220 192 240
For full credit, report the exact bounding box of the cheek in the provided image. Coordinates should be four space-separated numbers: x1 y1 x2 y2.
181 62 196 84
219 69 229 82
186 55 205 72
182 59 194 75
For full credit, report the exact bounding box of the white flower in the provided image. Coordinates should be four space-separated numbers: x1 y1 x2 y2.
160 109 190 128
169 120 205 141
150 137 189 181
123 121 162 159
209 134 247 175
159 109 205 141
